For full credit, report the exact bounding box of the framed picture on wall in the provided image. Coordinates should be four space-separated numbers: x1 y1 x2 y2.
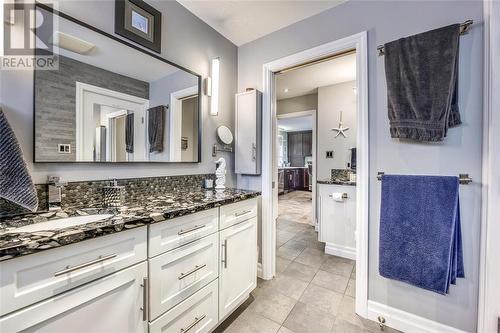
115 0 162 53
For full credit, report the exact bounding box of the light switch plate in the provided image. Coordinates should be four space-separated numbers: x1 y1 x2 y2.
326 151 334 158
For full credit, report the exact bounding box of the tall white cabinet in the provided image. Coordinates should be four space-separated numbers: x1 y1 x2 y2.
235 90 262 175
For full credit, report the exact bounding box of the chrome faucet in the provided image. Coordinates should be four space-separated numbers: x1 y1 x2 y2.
47 176 67 211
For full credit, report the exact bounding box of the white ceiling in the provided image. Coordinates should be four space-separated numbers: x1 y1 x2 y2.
177 0 345 46
276 52 356 100
278 115 313 132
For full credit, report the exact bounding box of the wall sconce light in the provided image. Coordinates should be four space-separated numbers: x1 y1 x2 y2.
210 57 220 116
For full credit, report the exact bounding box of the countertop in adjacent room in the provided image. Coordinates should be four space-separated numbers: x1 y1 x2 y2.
317 178 356 186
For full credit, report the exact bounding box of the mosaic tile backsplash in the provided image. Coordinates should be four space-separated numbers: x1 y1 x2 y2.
331 169 354 181
0 174 215 217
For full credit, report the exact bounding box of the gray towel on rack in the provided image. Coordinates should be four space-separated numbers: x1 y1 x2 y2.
384 24 461 142
148 105 165 153
125 113 134 154
0 108 38 211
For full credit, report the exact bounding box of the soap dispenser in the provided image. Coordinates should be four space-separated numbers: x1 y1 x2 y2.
103 178 124 207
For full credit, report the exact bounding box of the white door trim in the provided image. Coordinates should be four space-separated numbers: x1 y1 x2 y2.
276 109 317 227
75 82 149 161
276 110 316 119
478 1 499 332
261 31 369 317
169 85 198 161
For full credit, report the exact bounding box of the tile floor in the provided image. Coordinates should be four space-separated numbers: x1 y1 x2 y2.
221 191 400 333
278 191 313 225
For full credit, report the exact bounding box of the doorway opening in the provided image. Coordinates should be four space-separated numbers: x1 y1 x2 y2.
260 32 369 318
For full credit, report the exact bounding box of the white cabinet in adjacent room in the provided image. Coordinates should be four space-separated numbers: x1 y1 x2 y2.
318 183 357 260
235 90 262 175
219 217 257 320
0 262 148 333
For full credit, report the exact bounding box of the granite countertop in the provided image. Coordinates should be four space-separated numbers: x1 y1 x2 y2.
317 178 356 186
0 188 260 262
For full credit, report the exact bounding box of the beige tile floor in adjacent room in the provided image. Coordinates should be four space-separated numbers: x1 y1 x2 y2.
221 191 401 333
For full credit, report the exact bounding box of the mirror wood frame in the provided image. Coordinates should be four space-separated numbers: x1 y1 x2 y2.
33 3 202 164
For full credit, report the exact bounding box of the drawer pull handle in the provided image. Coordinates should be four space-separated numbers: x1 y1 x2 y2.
221 239 228 268
178 224 206 235
235 210 252 217
180 314 206 333
54 254 117 276
140 277 149 321
178 264 207 280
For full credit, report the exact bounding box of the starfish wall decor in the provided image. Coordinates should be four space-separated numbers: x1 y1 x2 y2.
331 111 350 138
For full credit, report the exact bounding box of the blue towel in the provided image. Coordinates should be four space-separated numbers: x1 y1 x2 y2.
379 175 464 295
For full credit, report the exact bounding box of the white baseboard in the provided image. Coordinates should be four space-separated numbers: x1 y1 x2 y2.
257 262 263 279
325 243 356 260
367 300 468 333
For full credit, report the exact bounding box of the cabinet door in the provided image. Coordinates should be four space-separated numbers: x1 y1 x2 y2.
235 90 262 175
219 218 257 320
289 132 303 156
318 185 357 257
0 262 148 333
302 132 312 156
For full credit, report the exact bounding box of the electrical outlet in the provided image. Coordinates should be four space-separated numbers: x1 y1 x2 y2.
326 151 334 158
58 144 71 154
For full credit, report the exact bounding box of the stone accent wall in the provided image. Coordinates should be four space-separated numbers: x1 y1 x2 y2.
34 55 149 162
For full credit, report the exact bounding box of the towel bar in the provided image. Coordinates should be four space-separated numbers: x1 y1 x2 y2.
376 172 472 185
377 19 473 56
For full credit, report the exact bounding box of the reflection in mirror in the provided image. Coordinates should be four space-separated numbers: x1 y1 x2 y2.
34 6 201 163
217 126 234 145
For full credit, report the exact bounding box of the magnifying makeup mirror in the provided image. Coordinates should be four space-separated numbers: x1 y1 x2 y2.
217 126 234 145
213 125 234 156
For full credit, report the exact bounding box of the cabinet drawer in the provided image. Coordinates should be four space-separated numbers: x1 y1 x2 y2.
0 227 147 317
149 232 219 320
219 198 257 230
148 208 218 258
0 262 147 333
149 279 218 333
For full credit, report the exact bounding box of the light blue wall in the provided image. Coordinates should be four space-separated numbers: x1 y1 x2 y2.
237 1 483 331
1 0 238 186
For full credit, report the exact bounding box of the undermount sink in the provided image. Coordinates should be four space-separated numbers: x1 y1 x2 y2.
5 214 114 233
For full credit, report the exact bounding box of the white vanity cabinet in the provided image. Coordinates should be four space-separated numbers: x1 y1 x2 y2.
0 227 147 317
0 197 259 333
318 183 357 260
148 199 258 330
0 261 148 333
235 90 262 175
219 217 257 319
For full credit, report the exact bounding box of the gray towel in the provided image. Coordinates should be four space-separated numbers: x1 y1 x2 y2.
0 108 38 211
125 113 134 154
148 105 165 153
384 24 461 142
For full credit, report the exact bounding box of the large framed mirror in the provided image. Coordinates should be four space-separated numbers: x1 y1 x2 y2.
34 4 201 163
